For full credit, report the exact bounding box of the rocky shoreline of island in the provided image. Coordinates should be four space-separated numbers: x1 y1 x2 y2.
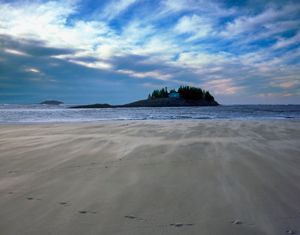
70 97 218 108
70 86 219 108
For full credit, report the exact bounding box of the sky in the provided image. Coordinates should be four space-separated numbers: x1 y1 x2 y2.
0 0 299 104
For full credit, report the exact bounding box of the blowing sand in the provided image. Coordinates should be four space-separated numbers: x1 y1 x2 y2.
0 120 299 235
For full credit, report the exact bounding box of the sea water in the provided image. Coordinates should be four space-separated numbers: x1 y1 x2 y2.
0 105 300 123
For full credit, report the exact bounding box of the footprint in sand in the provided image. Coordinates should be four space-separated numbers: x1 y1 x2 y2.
58 202 69 206
26 197 42 201
125 215 136 219
170 223 194 228
124 215 144 221
124 215 194 227
231 220 242 225
78 210 97 214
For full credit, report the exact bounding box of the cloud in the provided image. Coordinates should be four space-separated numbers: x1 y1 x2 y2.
277 81 299 89
4 48 29 56
175 52 233 68
101 0 139 20
0 36 152 104
0 1 112 50
202 78 244 95
25 68 40 73
0 1 76 42
68 60 113 70
117 69 172 81
221 4 300 38
174 15 213 40
160 0 235 17
273 32 300 49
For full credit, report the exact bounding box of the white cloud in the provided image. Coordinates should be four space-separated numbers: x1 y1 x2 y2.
0 1 115 51
101 0 139 20
203 79 243 95
277 81 299 89
68 60 113 70
221 4 300 38
0 1 75 39
175 51 233 68
222 9 276 37
117 69 172 81
0 1 117 70
0 0 178 66
134 37 178 56
4 49 28 56
174 15 212 40
273 32 300 49
160 0 235 18
227 19 300 48
122 21 155 43
25 68 40 73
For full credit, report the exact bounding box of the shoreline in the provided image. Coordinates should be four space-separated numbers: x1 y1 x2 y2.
1 117 300 126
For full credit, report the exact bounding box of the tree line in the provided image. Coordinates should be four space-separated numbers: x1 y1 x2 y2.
148 86 215 101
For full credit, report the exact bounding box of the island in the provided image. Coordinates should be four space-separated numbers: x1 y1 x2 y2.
40 100 64 105
71 86 219 108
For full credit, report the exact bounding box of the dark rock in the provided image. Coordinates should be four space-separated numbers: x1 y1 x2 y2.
71 103 112 108
122 97 219 107
71 97 219 109
40 100 64 105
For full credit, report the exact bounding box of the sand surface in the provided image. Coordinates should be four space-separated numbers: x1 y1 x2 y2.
0 120 300 235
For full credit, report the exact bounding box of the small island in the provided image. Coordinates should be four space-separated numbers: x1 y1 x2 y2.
40 100 64 105
71 86 219 108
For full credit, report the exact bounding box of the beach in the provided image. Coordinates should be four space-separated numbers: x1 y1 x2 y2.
0 120 299 235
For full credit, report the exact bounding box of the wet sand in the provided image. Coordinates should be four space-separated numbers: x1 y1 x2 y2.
0 120 300 235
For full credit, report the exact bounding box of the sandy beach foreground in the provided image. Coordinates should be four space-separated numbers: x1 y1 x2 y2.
0 120 299 235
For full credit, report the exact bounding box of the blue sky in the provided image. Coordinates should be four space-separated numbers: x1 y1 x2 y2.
0 0 299 104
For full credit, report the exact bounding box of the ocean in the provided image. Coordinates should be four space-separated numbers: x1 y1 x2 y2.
0 104 300 123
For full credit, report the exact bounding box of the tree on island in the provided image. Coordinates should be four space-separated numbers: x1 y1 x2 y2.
204 90 214 102
178 86 204 100
148 86 215 102
148 87 169 99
